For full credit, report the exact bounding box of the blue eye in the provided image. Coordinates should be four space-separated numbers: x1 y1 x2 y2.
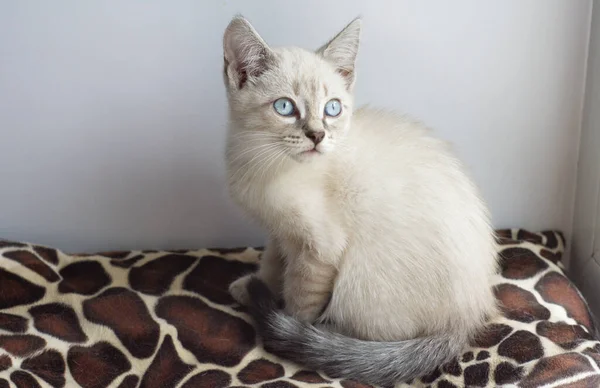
273 98 295 116
324 99 342 117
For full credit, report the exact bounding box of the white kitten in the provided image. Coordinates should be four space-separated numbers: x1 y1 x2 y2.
223 16 499 386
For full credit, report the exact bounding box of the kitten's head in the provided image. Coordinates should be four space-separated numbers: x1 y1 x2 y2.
223 16 361 163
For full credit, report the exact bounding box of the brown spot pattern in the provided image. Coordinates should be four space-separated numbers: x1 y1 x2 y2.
536 321 592 349
542 231 559 249
495 230 521 245
183 255 257 304
181 370 231 388
209 247 248 254
238 359 285 384
22 350 65 388
58 261 110 295
29 303 87 343
67 342 131 388
0 334 46 357
111 254 144 268
556 375 600 387
138 335 193 388
497 237 521 245
540 249 561 264
442 359 462 376
421 367 442 383
340 381 373 388
0 312 27 333
494 362 524 385
463 363 489 387
495 229 512 240
0 268 45 309
129 254 196 295
498 330 544 363
499 248 548 279
495 283 551 322
0 379 7 388
584 349 600 368
4 250 60 282
118 375 139 388
462 351 474 363
260 382 299 388
155 295 255 367
471 323 512 347
83 287 159 358
11 371 41 388
517 230 543 244
0 240 26 249
97 251 130 259
438 381 458 388
32 245 59 265
520 353 594 388
536 272 593 331
0 355 11 371
291 370 330 383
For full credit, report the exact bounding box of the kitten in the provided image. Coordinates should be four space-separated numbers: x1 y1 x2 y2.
223 16 499 386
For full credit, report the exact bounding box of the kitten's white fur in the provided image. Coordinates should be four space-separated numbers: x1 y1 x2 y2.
223 16 498 383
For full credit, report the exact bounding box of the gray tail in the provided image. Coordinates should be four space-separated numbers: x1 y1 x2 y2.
246 277 465 387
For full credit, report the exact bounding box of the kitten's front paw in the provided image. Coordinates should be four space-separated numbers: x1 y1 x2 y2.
229 274 253 306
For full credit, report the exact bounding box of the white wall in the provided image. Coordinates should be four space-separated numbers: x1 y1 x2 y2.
0 1 592 252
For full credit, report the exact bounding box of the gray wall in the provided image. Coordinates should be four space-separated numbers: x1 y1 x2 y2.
0 1 592 252
571 0 600 317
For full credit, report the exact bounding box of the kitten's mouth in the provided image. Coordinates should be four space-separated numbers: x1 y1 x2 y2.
294 147 323 161
300 146 321 155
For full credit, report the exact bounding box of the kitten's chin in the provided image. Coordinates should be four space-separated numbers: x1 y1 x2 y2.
290 150 319 163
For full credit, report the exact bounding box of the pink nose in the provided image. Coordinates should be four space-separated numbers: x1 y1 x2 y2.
306 131 325 145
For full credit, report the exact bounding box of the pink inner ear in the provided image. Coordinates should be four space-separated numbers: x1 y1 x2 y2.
237 64 248 89
338 69 351 78
236 50 270 89
337 69 354 88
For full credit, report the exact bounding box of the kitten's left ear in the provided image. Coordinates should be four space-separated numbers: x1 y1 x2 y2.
317 18 362 89
223 16 274 90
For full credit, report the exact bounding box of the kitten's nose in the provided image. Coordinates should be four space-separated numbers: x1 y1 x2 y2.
306 131 325 145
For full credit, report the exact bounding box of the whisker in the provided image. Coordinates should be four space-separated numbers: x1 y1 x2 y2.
227 143 282 165
234 150 275 183
231 132 282 140
230 143 284 182
257 148 286 182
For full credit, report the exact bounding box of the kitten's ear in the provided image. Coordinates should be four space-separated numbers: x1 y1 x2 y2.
317 18 362 89
223 16 274 90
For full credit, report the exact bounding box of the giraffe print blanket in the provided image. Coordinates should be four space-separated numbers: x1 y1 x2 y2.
0 229 599 388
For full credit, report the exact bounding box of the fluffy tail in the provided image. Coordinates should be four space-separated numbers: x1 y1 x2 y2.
246 277 465 387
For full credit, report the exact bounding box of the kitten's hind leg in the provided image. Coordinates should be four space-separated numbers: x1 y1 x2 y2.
229 239 284 305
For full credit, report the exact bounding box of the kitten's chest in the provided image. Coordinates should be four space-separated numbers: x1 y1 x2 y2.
267 175 328 216
261 173 340 232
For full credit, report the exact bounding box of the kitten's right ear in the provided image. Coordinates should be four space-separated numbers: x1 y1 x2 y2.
317 18 362 90
223 16 274 90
